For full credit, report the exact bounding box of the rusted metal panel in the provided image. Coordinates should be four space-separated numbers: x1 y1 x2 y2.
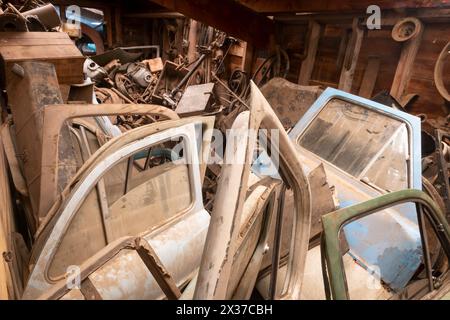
6 61 78 219
260 77 323 130
24 119 213 299
307 164 339 241
0 123 28 197
175 83 215 117
321 189 450 300
195 81 312 300
37 103 180 220
289 87 424 290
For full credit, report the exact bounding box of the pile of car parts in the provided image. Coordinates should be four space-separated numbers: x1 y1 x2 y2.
0 1 449 301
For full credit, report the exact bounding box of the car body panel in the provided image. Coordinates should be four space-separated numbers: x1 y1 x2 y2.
23 119 211 299
195 81 312 300
289 88 423 290
321 189 450 300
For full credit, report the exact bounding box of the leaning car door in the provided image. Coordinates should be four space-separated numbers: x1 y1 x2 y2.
289 88 423 292
320 189 450 300
23 117 213 299
194 81 312 300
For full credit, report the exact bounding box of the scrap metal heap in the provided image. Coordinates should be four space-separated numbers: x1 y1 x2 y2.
0 2 449 300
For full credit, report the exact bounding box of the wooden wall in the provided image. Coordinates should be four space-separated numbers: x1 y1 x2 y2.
254 12 450 120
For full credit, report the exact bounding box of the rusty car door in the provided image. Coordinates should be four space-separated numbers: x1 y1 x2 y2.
193 81 312 300
22 117 214 299
320 189 450 300
288 88 424 292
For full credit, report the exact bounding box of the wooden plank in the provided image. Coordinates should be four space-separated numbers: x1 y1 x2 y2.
3 59 84 85
358 56 381 98
390 18 424 101
0 45 82 60
280 12 448 119
298 20 322 85
114 5 123 46
0 32 69 39
0 38 77 46
104 7 114 48
338 18 364 91
237 0 450 14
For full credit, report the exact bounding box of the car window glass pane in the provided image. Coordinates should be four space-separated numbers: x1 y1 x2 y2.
48 136 192 278
362 124 409 191
297 99 406 180
341 202 421 299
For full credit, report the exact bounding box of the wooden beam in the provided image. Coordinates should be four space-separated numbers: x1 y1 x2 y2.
124 12 185 19
358 57 381 98
103 7 113 48
298 20 322 85
273 8 450 26
390 18 424 101
50 0 114 9
338 18 364 92
114 4 123 46
187 19 199 63
237 0 450 14
148 0 275 49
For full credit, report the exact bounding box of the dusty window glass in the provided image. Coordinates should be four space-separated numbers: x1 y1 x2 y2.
297 99 409 191
48 137 192 279
340 202 449 300
362 124 409 191
104 137 192 241
340 202 422 300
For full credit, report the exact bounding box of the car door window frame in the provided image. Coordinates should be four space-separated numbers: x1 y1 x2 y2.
194 81 312 300
23 120 207 298
289 88 422 191
320 189 450 300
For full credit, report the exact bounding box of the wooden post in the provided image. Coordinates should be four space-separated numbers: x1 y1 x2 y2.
358 56 381 98
338 17 364 92
187 19 198 63
241 41 254 74
298 20 322 85
390 18 424 101
104 7 113 48
114 4 123 46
